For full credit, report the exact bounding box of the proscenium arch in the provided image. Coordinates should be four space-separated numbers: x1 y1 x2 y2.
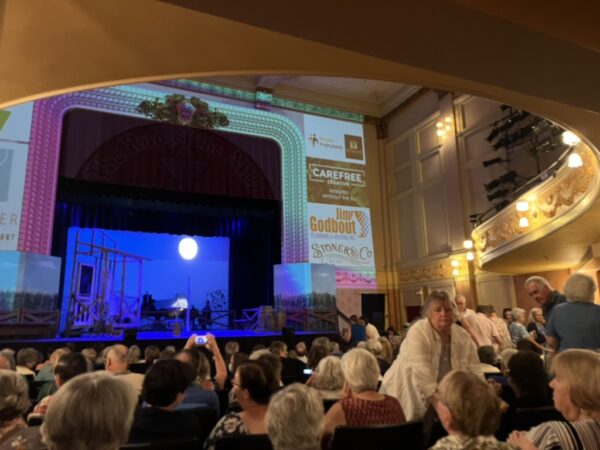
20 85 307 263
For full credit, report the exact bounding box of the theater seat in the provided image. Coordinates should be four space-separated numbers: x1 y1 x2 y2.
512 406 565 430
120 437 199 449
331 421 424 450
214 434 273 450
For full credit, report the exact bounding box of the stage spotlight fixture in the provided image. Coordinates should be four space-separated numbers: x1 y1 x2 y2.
482 157 508 168
178 237 198 260
487 189 510 202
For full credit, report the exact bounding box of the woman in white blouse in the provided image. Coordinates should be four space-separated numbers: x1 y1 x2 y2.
380 290 482 420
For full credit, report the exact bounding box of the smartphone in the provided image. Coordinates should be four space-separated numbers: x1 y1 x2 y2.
303 368 313 375
195 335 208 345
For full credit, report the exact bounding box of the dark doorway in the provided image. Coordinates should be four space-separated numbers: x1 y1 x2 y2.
361 293 385 331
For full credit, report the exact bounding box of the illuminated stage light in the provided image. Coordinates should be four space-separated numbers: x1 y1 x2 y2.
179 237 198 260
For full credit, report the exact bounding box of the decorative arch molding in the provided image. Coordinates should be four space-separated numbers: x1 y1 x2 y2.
19 85 307 262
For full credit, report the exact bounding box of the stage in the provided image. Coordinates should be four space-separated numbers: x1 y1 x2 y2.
0 329 338 354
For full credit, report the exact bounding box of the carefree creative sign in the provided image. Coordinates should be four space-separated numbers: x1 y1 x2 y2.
304 115 375 270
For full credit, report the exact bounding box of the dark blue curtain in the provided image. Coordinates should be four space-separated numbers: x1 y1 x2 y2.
52 179 281 312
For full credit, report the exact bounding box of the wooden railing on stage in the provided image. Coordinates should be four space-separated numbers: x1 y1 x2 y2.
0 309 60 337
236 307 338 332
139 309 235 331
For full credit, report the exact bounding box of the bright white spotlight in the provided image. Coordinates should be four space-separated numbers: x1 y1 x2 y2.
466 252 475 261
463 240 473 249
518 217 529 228
561 131 581 147
516 201 529 212
178 237 198 260
568 152 583 168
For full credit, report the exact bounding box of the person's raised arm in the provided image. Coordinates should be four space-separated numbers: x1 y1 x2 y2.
205 333 227 390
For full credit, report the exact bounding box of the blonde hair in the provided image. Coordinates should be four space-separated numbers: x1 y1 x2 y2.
552 349 600 414
341 348 379 393
439 370 501 437
265 383 323 450
42 372 138 450
0 369 30 425
564 272 597 303
528 307 543 324
313 356 344 391
378 337 394 364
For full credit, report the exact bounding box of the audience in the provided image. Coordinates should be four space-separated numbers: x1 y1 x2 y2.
30 352 89 418
104 344 145 395
0 354 13 371
266 383 323 450
127 345 142 364
309 356 345 400
143 345 160 364
546 272 600 352
360 316 381 341
524 276 567 322
42 372 138 450
34 347 71 401
508 349 600 449
270 340 307 384
455 294 475 321
204 359 278 450
323 348 405 441
381 290 482 420
486 305 514 351
345 315 366 347
174 349 220 413
294 341 308 364
0 369 33 446
526 307 547 346
307 342 330 371
509 308 545 353
504 351 550 410
430 370 516 449
129 359 200 443
16 348 40 376
502 308 513 327
478 346 501 374
462 305 501 349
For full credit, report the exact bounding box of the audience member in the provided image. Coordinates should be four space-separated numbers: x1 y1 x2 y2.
0 354 13 371
229 352 249 377
174 349 220 413
364 338 390 375
80 348 97 366
158 348 175 360
143 345 160 364
307 343 330 371
455 294 475 321
270 340 307 384
0 369 32 445
16 348 40 376
294 341 308 364
502 308 513 326
265 383 323 450
323 349 405 440
30 352 89 418
310 356 345 400
500 348 518 375
345 315 366 347
506 351 550 408
184 333 228 390
378 337 394 365
42 372 138 450
127 345 142 364
224 341 240 361
485 305 514 350
256 352 283 387
478 346 501 374
381 290 482 420
34 347 71 401
129 359 200 443
360 316 381 341
204 359 278 450
524 276 566 321
462 305 501 348
546 272 600 352
430 370 516 449
526 307 547 346
105 344 145 395
509 308 545 353
508 349 600 449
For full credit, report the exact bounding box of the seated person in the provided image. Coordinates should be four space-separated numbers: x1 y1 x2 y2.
508 349 600 450
323 348 405 440
0 369 38 447
42 372 138 450
431 370 516 449
34 347 70 401
15 348 39 377
104 344 145 395
504 351 550 409
128 359 200 443
29 352 89 419
270 340 307 383
266 383 324 450
174 349 220 414
204 359 278 450
478 346 501 374
309 356 345 401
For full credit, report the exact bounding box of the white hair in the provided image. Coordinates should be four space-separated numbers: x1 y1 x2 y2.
341 348 380 393
265 383 323 450
511 308 525 321
524 276 551 289
313 356 344 391
564 272 597 303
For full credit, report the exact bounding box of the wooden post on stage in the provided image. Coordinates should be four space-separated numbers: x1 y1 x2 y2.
185 275 191 332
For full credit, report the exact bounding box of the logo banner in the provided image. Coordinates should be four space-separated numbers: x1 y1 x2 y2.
307 157 369 207
304 115 365 164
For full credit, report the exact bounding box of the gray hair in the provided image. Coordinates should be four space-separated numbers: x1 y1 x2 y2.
0 369 30 425
422 290 457 319
42 372 138 450
313 356 344 391
500 348 518 371
0 350 16 371
564 272 596 303
511 308 525 321
341 348 380 393
265 383 324 450
524 276 551 289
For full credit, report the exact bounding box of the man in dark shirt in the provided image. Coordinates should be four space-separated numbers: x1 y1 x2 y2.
524 276 567 321
270 340 307 384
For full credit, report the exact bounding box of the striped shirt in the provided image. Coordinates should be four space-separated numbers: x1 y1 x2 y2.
528 420 600 450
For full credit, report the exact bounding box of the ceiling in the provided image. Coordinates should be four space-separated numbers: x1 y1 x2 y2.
193 75 420 117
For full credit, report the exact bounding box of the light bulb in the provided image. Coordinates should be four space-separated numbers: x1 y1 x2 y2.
451 260 459 267
452 269 459 276
568 152 583 168
516 201 529 212
463 240 473 249
561 131 580 147
518 217 529 228
466 252 474 261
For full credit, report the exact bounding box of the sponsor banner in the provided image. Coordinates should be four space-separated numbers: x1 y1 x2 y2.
304 114 365 164
308 203 374 268
0 142 28 250
0 103 33 143
307 157 369 207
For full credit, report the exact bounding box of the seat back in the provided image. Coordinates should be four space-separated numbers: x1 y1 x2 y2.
215 434 273 450
331 420 424 450
120 437 199 450
513 406 565 430
188 407 218 443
